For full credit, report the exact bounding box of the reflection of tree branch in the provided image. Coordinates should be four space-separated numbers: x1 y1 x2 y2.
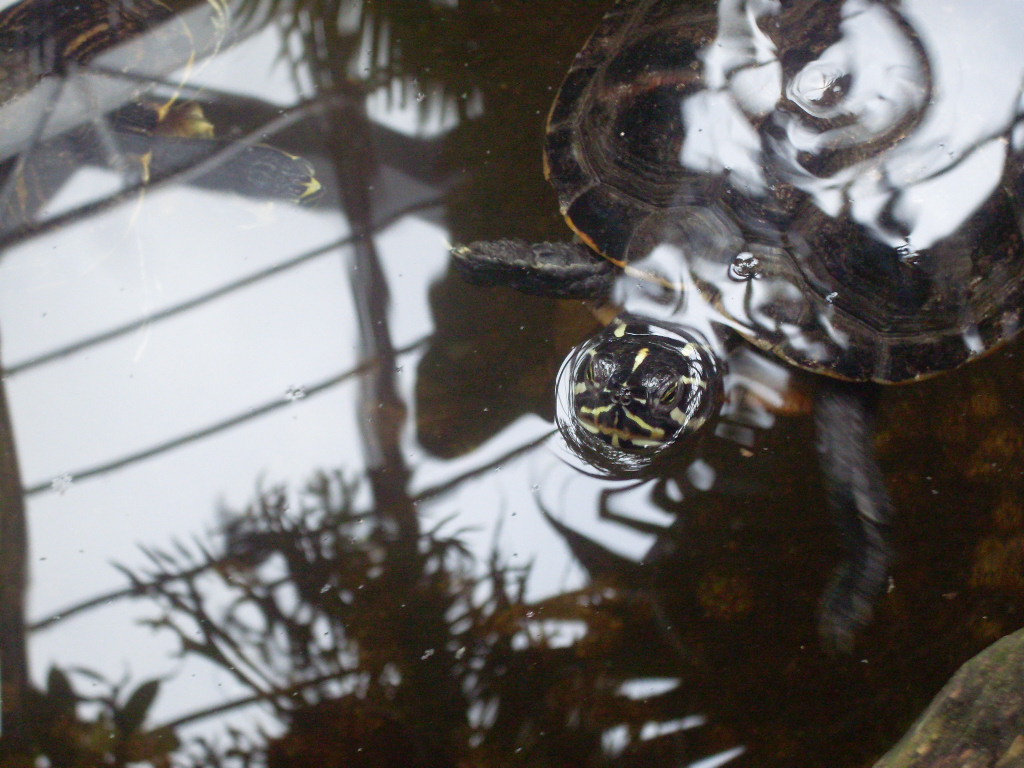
22 337 429 496
155 668 344 732
146 576 276 700
29 407 549 636
5 2 724 766
306 4 471 759
29 559 213 633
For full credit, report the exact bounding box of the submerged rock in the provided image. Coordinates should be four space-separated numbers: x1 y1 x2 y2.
873 627 1024 768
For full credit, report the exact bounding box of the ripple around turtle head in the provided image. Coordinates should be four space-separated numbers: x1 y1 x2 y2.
554 316 723 478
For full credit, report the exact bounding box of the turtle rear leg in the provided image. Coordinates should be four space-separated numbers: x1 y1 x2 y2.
814 380 894 652
452 239 615 299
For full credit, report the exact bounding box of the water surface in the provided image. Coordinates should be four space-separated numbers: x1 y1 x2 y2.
1 1 1023 766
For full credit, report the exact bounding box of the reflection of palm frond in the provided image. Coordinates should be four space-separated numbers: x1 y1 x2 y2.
239 0 485 118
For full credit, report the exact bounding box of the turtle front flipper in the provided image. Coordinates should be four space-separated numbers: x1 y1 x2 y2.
452 239 614 300
814 380 894 653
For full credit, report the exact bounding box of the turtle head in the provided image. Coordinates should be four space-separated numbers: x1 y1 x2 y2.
452 240 615 299
557 317 723 473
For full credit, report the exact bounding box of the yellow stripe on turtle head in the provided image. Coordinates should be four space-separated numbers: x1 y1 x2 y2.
577 413 668 446
632 347 649 371
622 408 665 440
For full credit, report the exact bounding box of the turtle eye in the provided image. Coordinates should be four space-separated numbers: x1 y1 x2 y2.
584 362 596 383
660 381 679 405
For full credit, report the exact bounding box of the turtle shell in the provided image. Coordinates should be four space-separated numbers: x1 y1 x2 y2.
544 0 1024 383
0 0 322 223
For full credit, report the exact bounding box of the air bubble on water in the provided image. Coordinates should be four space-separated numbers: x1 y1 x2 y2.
421 648 435 660
320 584 331 594
51 473 73 494
825 291 838 303
961 325 984 356
285 385 306 401
415 91 427 103
728 251 761 281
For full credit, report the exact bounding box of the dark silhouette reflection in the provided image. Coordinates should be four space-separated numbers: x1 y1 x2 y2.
0 355 30 763
18 668 177 767
120 471 721 768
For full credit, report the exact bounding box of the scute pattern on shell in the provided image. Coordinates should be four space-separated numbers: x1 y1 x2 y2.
544 0 1024 383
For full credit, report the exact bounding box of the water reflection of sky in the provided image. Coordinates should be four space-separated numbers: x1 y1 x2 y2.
4 14 599 742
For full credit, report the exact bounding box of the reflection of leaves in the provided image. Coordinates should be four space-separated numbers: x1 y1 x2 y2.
45 667 77 722
115 679 162 738
21 667 178 768
243 0 581 122
126 470 723 767
265 696 444 768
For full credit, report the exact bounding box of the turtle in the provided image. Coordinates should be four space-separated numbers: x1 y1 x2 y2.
453 0 1024 648
0 0 322 235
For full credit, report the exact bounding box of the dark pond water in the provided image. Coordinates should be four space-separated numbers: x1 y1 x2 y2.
2 0 1024 766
